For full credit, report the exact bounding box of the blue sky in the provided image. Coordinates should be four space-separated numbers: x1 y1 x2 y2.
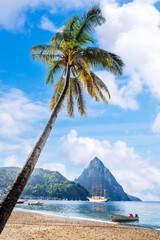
0 0 160 201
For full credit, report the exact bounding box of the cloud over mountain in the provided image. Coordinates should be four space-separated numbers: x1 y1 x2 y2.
60 130 160 201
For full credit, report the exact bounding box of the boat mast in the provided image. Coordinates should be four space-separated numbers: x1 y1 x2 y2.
92 183 95 197
100 181 102 197
95 179 99 197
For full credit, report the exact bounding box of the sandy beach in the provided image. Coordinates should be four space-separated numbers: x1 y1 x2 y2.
0 211 160 240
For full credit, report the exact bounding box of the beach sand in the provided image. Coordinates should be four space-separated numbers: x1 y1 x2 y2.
1 211 160 240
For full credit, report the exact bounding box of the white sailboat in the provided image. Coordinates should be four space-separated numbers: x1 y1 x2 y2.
88 181 109 203
87 196 109 202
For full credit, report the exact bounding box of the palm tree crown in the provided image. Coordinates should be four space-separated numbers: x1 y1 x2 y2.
31 5 124 117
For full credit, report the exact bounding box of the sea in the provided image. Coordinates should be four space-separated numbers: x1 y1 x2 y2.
15 200 160 230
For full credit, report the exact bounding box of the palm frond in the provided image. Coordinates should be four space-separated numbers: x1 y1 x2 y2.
65 16 79 32
91 72 110 99
74 5 105 45
66 80 74 117
95 85 109 105
30 44 55 54
75 61 97 100
50 26 65 44
108 52 125 75
91 72 110 105
51 25 74 48
30 44 59 66
82 47 124 76
31 53 59 65
46 61 63 84
50 76 65 110
74 58 91 75
71 77 87 116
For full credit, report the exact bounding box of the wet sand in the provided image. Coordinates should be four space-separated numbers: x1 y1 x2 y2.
1 211 160 240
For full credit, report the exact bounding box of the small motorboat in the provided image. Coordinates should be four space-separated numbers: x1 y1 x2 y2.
108 213 139 222
28 202 43 206
17 200 25 204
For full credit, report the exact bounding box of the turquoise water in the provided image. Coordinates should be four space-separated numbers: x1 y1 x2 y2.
15 200 160 230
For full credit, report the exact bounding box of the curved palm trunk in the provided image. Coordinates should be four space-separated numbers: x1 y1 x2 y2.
0 65 71 234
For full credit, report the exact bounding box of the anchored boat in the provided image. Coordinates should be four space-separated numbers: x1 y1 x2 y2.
108 213 139 222
17 200 25 204
87 196 109 202
28 202 43 206
88 180 109 203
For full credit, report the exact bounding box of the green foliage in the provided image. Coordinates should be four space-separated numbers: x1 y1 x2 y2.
0 167 88 200
0 167 18 192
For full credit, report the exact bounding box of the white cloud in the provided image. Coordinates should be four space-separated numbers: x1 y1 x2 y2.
3 154 20 167
40 162 66 176
60 129 160 200
95 0 160 108
0 88 49 138
0 86 50 168
152 112 160 133
0 142 21 153
0 0 98 31
39 16 58 32
0 138 37 160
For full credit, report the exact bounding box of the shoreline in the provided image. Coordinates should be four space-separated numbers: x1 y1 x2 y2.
15 207 159 231
15 207 116 223
1 211 160 240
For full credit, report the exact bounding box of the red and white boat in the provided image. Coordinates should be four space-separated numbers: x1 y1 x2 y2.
108 213 139 222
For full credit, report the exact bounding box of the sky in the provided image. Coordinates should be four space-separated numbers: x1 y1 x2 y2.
0 0 160 201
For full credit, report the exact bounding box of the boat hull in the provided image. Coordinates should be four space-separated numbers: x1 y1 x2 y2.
88 197 109 203
28 202 43 206
17 201 24 204
108 213 139 222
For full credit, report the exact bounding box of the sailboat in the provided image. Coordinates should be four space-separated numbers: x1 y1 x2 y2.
87 181 109 203
87 196 109 202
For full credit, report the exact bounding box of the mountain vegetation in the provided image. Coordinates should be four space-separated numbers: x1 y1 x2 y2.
0 167 88 200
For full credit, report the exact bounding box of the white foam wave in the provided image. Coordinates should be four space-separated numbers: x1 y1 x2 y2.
155 228 160 231
14 208 116 224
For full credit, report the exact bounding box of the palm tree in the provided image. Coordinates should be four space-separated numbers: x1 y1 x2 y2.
0 6 124 233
